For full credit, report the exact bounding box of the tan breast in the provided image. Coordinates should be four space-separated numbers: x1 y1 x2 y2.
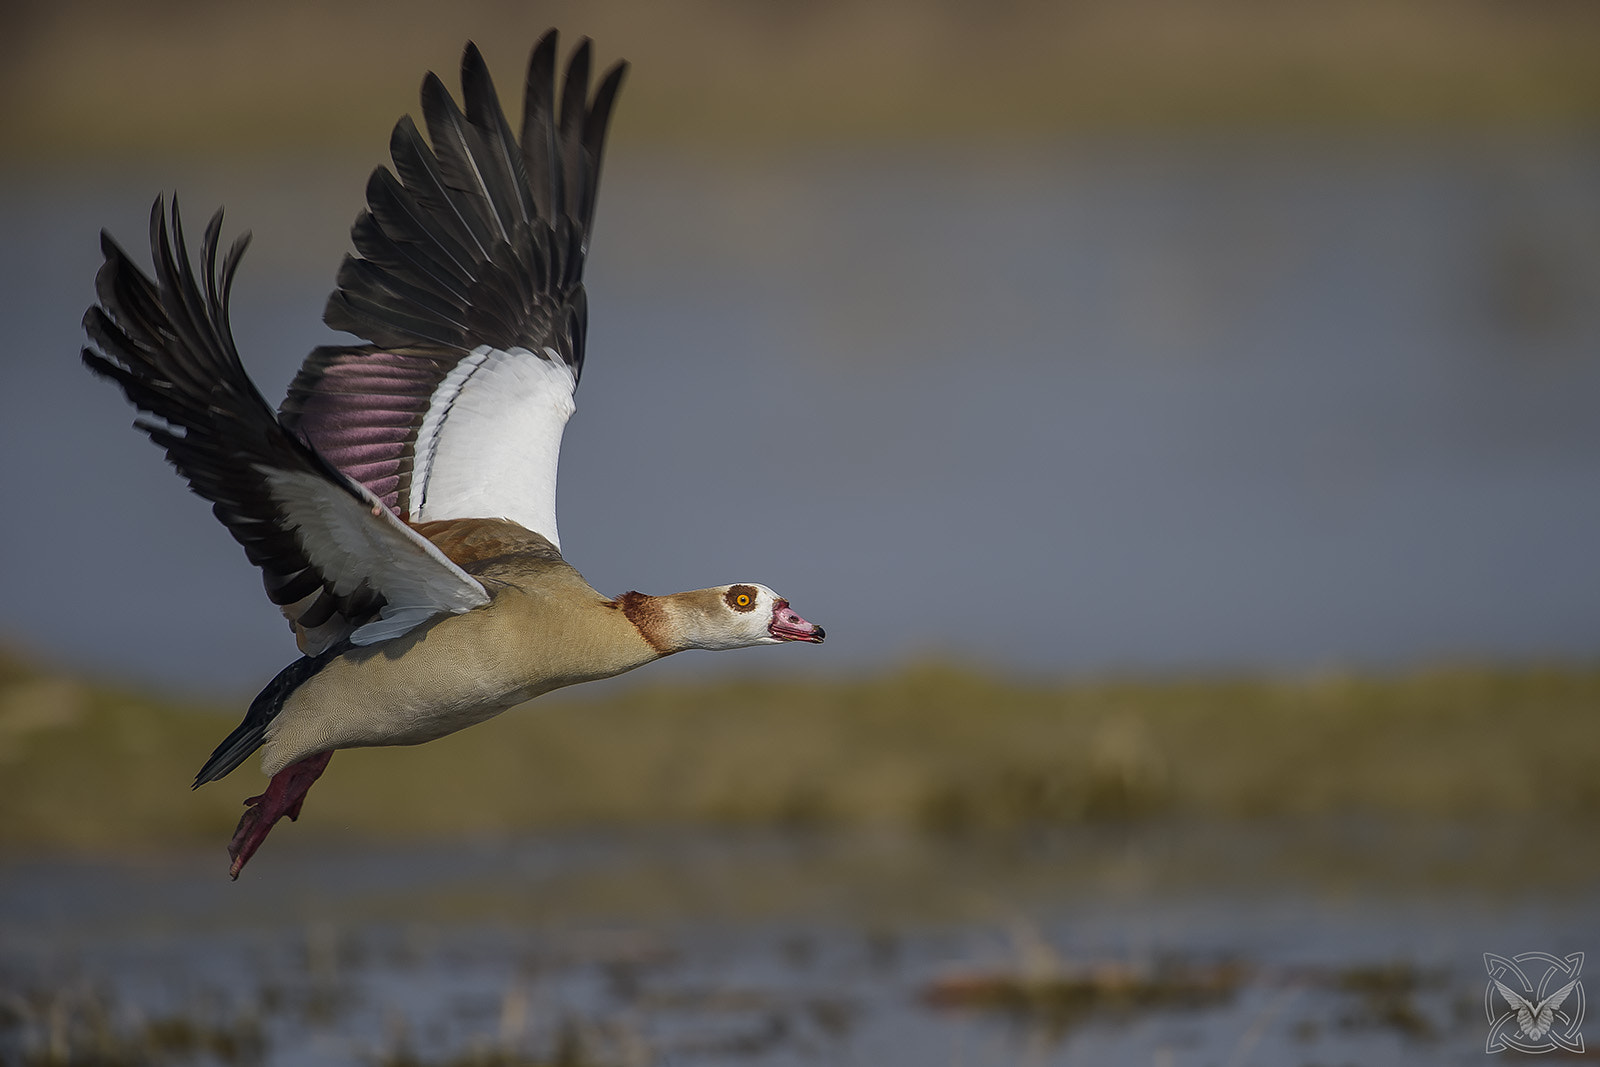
259 520 661 775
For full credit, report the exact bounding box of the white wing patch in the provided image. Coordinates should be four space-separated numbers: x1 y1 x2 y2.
412 345 576 548
259 467 491 646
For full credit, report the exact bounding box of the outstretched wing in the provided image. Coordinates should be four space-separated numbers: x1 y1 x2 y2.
83 198 491 656
279 32 628 550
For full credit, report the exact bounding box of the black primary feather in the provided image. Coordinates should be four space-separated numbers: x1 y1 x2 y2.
82 197 388 643
311 31 628 379
521 32 561 228
460 41 536 234
282 33 627 520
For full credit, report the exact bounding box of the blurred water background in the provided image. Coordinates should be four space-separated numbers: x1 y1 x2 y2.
3 1 1600 1064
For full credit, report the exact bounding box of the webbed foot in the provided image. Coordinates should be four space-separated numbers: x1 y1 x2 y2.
227 750 332 879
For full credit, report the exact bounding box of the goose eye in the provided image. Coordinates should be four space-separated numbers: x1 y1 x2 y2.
725 585 759 612
735 593 751 608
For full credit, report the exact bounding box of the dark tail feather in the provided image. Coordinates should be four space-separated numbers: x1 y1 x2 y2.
193 652 334 787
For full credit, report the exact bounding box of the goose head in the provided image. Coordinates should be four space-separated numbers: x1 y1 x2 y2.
621 583 825 653
684 583 825 650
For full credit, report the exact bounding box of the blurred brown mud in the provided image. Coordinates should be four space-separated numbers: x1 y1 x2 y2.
4 0 1599 162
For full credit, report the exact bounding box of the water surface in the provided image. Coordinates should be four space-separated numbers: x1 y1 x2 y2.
3 823 1595 1065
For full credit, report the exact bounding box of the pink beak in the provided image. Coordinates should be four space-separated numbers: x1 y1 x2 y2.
769 599 825 643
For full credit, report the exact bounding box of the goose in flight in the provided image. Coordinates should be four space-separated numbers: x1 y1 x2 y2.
81 31 824 879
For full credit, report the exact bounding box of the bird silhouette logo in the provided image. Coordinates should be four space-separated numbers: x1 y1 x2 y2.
1485 952 1585 1054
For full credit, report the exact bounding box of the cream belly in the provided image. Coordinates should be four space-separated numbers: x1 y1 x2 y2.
259 583 657 775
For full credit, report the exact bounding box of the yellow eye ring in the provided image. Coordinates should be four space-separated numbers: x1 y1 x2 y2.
736 594 751 607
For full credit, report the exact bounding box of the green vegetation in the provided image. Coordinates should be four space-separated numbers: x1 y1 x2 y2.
3 645 1598 854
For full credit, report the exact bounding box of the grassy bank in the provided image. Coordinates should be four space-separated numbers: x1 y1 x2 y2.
2 646 1597 854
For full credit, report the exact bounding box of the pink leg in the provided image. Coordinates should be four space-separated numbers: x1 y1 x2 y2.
226 750 333 880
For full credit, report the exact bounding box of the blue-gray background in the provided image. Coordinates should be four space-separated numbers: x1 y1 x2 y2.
2 6 1599 694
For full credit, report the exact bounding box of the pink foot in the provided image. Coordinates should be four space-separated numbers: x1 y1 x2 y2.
227 750 333 879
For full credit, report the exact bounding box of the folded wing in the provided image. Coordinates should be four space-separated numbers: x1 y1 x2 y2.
279 32 628 549
83 198 490 655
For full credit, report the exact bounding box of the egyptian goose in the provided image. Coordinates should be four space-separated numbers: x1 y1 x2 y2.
81 32 824 879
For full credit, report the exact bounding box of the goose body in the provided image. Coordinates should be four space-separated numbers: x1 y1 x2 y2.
82 33 824 878
255 525 653 774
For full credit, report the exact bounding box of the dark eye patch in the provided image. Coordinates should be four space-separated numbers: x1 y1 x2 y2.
725 584 758 612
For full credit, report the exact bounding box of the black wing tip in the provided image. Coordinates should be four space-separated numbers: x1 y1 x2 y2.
530 29 558 65
86 191 382 656
332 32 627 356
80 343 117 380
566 36 594 71
192 651 338 787
98 226 131 261
460 42 495 111
104 193 241 281
597 57 630 98
92 193 254 369
525 31 559 99
419 69 452 110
